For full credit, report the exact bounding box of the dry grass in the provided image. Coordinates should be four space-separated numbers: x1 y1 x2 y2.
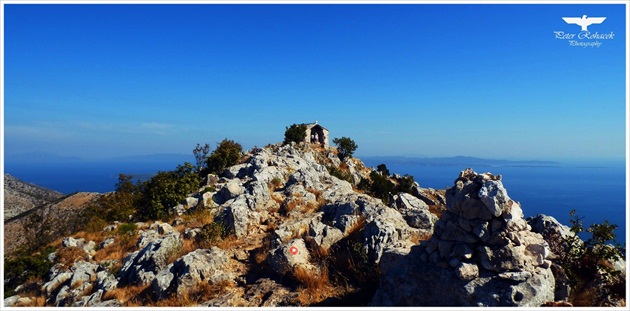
293 264 330 291
178 238 199 257
56 246 88 268
153 280 232 307
293 264 338 306
305 188 327 212
74 230 108 244
410 231 432 245
305 236 331 260
16 295 47 307
271 193 284 205
102 284 150 305
344 215 367 236
180 208 215 228
214 234 244 250
92 233 138 263
570 287 601 306
428 204 445 219
301 200 319 214
284 199 301 214
253 236 272 265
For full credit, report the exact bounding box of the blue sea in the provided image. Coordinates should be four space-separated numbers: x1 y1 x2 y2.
4 158 627 244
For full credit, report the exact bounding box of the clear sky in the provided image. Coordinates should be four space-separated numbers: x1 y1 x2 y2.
2 2 628 161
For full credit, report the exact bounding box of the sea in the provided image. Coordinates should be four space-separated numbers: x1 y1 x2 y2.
4 157 627 244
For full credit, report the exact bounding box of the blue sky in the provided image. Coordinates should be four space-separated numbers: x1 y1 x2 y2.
2 2 628 161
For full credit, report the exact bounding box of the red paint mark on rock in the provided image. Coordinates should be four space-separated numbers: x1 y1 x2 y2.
289 246 299 255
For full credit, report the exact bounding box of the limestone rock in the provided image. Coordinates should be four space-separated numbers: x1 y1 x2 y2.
69 260 99 288
119 231 183 286
176 247 231 291
268 238 310 275
372 168 556 306
391 193 438 230
42 271 72 294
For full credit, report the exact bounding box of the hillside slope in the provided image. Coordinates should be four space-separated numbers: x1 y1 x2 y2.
4 173 64 219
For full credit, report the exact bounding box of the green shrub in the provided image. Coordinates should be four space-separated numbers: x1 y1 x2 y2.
558 210 626 305
4 246 56 296
395 174 415 194
206 139 243 175
118 222 138 236
137 162 200 221
367 171 395 204
376 164 390 176
82 174 141 229
326 164 354 184
284 124 307 145
270 177 283 189
333 137 358 161
197 221 228 248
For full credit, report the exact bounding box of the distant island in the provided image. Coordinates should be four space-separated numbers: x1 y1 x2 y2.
362 155 559 168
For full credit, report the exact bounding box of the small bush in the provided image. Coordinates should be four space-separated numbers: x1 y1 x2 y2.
197 221 228 248
118 223 138 236
326 164 354 185
558 210 626 306
206 139 243 175
270 177 283 190
4 246 55 296
332 137 358 161
395 174 415 194
284 124 307 145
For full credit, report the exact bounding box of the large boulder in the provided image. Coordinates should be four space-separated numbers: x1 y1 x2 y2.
268 238 311 275
151 247 232 300
371 168 556 306
390 193 438 230
119 231 183 286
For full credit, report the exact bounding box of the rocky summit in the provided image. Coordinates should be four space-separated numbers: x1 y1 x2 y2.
371 168 555 306
3 143 626 307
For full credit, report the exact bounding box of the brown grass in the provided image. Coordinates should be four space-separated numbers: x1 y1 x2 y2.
179 208 215 229
271 193 284 205
293 264 330 291
305 188 327 211
410 231 432 245
253 236 272 265
102 284 150 305
293 264 337 306
305 236 331 260
301 200 319 214
284 199 301 214
214 234 244 250
570 287 601 306
16 295 47 307
428 204 445 218
92 233 138 263
344 215 367 236
74 230 107 244
56 246 88 268
153 280 232 307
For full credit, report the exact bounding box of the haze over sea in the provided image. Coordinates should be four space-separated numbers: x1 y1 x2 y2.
4 153 626 244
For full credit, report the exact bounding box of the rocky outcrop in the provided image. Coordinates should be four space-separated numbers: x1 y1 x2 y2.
3 173 64 219
152 247 232 299
372 168 555 307
119 231 183 286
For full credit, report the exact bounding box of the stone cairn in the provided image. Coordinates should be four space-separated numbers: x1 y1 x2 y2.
417 168 552 281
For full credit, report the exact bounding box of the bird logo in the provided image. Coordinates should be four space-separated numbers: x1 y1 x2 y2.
562 15 606 31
